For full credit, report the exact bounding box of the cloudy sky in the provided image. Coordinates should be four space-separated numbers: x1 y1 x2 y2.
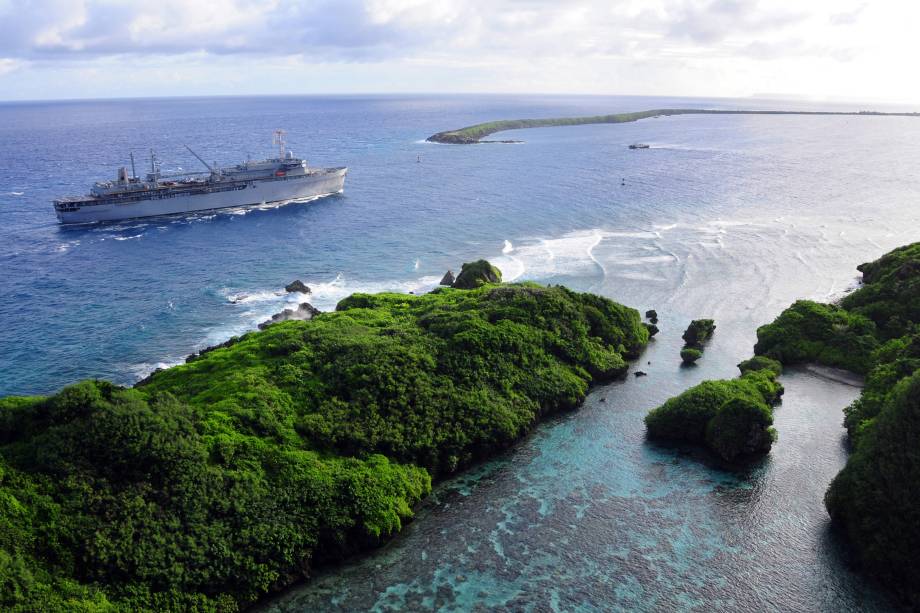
0 0 915 103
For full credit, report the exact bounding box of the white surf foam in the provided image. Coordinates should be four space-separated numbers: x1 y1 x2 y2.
492 229 612 282
492 240 527 282
224 289 285 304
614 255 678 265
306 273 442 311
127 358 186 382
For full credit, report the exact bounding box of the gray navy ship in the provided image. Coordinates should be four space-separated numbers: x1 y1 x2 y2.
54 130 347 224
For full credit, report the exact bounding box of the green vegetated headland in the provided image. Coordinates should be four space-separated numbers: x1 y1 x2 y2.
426 108 920 144
0 272 648 611
756 242 920 606
646 241 920 606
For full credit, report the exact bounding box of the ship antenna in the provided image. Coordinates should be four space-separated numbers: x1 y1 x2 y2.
130 152 137 180
273 129 286 160
185 145 215 173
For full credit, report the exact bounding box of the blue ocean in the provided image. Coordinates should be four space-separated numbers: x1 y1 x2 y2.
2 95 918 610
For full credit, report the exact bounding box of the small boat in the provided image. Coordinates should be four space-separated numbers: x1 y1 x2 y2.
629 143 650 149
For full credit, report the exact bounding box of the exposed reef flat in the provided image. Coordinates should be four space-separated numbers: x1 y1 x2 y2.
427 108 920 144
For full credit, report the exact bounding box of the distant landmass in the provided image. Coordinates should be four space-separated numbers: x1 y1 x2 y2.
427 108 920 144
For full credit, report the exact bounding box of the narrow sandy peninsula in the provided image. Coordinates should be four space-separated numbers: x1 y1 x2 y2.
427 108 920 143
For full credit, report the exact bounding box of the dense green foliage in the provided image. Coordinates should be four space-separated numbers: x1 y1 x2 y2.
644 370 782 460
843 333 920 443
681 319 716 348
451 259 503 289
705 398 776 462
737 355 783 376
0 382 429 612
680 347 702 364
825 371 920 606
0 280 647 611
751 242 920 605
841 242 920 339
754 300 879 373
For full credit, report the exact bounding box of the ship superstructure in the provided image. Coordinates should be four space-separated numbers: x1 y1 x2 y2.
53 130 347 224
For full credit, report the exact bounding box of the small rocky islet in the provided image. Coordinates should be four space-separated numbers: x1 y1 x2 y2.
679 318 715 364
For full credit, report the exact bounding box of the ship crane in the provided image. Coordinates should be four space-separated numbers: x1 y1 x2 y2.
185 145 216 173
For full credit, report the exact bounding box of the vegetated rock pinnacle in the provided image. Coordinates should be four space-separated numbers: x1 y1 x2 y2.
682 319 716 347
452 260 503 289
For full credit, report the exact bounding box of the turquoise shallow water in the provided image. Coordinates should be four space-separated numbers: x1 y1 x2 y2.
264 360 891 612
2 95 918 610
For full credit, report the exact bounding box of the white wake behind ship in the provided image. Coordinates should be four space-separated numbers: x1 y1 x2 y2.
53 130 347 224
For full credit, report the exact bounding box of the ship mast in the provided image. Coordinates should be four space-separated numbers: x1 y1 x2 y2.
130 152 137 180
149 149 160 185
273 129 286 159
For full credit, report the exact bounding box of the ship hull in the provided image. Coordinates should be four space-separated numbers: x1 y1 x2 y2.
56 168 347 224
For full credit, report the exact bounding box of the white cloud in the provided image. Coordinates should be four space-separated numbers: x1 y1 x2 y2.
0 58 25 76
0 0 917 103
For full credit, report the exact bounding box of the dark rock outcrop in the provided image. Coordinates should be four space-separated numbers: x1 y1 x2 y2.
645 309 658 323
642 322 659 337
285 280 310 294
259 302 320 329
440 270 455 286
